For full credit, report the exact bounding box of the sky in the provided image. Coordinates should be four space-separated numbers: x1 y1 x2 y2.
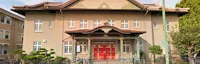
0 0 180 10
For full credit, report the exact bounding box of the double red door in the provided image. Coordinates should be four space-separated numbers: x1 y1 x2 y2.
94 44 115 60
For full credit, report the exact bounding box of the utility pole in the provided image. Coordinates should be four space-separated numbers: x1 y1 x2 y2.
161 0 169 64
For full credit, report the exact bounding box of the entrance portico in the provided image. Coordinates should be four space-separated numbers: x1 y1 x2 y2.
65 23 146 62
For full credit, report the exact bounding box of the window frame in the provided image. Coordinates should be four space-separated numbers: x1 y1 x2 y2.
79 41 88 54
33 41 42 51
121 20 129 29
108 19 115 26
64 41 72 54
0 29 4 39
34 20 43 32
166 21 170 32
49 20 53 28
68 19 75 28
18 33 23 41
93 19 101 27
123 41 130 53
134 20 140 28
4 30 10 40
80 19 88 29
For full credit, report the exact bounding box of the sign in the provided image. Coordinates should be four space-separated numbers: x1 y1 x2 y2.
76 45 81 52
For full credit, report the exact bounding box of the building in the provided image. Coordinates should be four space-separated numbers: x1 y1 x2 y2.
12 0 189 63
0 7 24 60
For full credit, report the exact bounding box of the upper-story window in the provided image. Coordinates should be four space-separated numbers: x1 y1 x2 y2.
134 20 140 28
123 41 130 53
33 41 42 51
18 33 23 41
4 30 10 40
49 20 53 28
64 41 72 54
166 21 170 32
80 20 88 29
68 20 74 28
154 21 157 29
108 19 115 26
34 20 43 32
0 30 3 39
19 22 24 29
0 30 10 40
94 19 100 27
121 20 129 29
1 16 11 25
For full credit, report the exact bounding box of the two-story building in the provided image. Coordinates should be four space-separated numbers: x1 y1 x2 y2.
0 7 24 61
12 0 189 63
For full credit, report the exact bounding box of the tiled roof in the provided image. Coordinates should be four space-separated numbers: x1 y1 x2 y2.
12 0 189 13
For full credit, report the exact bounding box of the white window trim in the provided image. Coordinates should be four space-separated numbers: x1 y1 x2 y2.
34 20 43 32
68 20 75 28
123 41 130 53
166 21 170 32
108 19 115 26
18 33 23 41
64 41 72 54
80 19 88 29
0 29 4 39
94 19 101 27
121 20 129 29
33 41 42 51
134 20 140 28
79 41 88 54
1 16 11 25
49 20 53 28
4 30 10 40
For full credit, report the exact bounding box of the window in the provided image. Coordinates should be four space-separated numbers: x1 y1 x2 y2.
19 22 24 29
34 20 43 32
68 20 74 27
154 21 157 28
79 41 87 53
121 20 129 29
3 45 8 54
134 20 140 28
18 33 23 41
4 30 10 39
123 41 130 53
49 20 53 28
33 41 42 51
94 20 100 27
1 16 11 25
80 20 88 29
166 21 170 32
0 30 3 39
64 41 72 54
108 19 115 26
16 44 22 49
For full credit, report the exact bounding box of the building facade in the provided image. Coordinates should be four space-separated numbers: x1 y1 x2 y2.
13 0 189 63
0 7 24 60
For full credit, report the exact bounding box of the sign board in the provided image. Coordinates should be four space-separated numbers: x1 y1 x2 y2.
76 45 81 52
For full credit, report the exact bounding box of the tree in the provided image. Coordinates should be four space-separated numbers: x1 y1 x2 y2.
170 0 200 64
7 49 26 64
149 45 162 63
170 23 200 64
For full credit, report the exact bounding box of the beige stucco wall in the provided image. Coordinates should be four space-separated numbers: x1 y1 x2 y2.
23 11 179 61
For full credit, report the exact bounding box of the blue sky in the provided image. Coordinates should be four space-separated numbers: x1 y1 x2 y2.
0 0 180 10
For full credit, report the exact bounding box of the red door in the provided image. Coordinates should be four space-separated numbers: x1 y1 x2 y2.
93 44 115 60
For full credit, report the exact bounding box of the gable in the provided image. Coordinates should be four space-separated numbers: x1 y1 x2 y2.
67 0 143 10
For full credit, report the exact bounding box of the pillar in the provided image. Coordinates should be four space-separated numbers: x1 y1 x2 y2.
88 38 91 59
120 38 123 59
136 37 141 62
72 39 76 60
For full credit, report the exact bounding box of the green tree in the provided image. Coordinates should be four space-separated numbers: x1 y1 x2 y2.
170 0 200 64
149 45 162 63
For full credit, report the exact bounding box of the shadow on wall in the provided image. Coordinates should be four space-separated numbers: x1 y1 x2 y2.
140 37 152 64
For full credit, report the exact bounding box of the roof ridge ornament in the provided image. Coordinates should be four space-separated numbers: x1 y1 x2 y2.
104 22 109 26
